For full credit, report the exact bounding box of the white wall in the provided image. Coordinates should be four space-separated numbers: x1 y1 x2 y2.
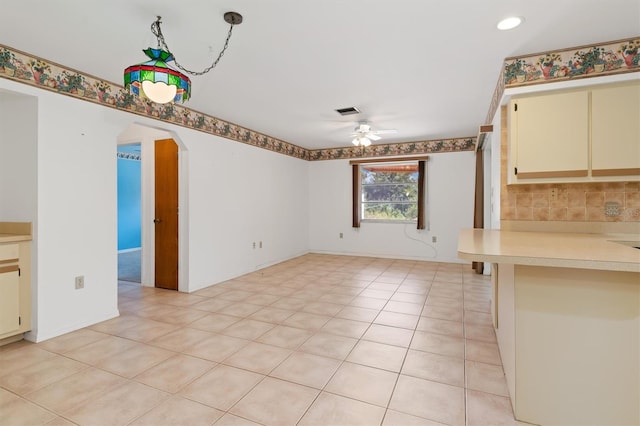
183 126 309 290
0 77 309 341
117 122 310 292
0 90 37 220
308 151 476 263
34 90 121 342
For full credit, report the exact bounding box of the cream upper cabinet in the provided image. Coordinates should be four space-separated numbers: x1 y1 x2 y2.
591 82 640 176
508 81 640 184
510 91 589 180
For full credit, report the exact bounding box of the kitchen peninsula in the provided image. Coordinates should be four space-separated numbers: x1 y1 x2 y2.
458 228 640 425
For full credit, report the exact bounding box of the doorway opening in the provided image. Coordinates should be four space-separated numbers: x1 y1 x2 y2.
117 144 142 284
117 123 189 292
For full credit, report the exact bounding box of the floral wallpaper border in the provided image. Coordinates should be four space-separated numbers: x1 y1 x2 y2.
486 37 640 125
0 43 477 162
0 44 309 160
308 138 475 161
2 38 637 162
0 44 473 160
117 152 141 161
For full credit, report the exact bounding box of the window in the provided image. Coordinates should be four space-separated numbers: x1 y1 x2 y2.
361 163 419 220
351 157 427 229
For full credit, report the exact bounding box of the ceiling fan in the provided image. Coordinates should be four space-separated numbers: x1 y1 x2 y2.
350 122 397 147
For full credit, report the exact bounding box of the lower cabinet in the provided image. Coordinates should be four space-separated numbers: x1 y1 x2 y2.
495 264 516 412
494 264 640 425
0 241 31 343
0 266 20 335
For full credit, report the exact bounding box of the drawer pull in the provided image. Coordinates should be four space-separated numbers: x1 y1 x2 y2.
0 265 19 274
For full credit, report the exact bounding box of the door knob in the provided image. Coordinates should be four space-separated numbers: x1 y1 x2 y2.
153 218 162 224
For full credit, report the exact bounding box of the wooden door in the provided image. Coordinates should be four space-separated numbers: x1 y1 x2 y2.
154 138 179 290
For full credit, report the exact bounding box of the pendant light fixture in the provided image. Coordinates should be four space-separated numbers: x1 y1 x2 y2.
124 12 243 104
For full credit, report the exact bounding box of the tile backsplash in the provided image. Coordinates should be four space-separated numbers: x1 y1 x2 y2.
501 182 640 222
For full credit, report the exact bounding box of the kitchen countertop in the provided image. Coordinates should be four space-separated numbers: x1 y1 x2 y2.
0 222 32 243
458 228 640 273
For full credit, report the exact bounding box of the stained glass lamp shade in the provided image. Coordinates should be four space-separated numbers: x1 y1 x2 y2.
124 48 191 104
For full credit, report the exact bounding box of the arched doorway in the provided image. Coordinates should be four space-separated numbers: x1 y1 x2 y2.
117 123 189 292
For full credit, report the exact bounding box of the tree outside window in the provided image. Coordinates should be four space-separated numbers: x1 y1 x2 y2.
360 163 419 221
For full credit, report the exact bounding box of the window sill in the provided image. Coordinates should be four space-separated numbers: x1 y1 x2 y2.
361 219 418 225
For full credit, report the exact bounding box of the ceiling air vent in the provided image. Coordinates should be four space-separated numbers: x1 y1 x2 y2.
335 106 361 116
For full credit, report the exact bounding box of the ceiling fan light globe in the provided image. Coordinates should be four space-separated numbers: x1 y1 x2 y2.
352 136 371 147
357 136 371 146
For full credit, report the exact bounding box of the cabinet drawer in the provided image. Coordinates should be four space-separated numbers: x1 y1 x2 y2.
0 244 19 263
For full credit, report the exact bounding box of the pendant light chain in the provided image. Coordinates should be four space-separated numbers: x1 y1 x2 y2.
151 16 236 76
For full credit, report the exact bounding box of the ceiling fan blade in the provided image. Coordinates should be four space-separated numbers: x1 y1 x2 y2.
368 134 382 141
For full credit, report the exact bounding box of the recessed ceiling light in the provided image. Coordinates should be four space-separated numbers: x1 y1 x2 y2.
497 16 523 30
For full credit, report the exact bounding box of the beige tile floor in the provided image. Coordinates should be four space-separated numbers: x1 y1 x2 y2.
0 254 527 426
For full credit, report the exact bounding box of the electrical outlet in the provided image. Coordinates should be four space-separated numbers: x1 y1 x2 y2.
75 275 84 289
259 241 263 248
432 236 437 243
252 242 256 249
339 232 343 239
604 202 620 217
550 188 558 201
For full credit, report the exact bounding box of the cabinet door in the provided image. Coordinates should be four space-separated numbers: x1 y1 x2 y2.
591 82 640 176
511 91 589 179
0 266 20 335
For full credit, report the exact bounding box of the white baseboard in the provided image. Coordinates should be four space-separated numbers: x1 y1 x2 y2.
308 249 466 264
25 309 120 343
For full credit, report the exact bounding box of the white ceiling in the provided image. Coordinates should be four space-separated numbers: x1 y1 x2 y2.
1 0 639 150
